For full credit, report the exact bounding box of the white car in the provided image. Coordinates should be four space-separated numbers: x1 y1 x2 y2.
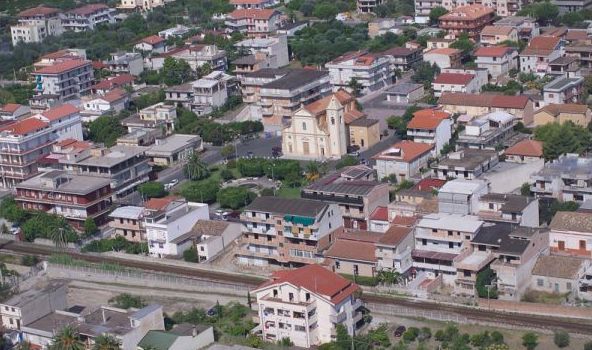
166 179 179 188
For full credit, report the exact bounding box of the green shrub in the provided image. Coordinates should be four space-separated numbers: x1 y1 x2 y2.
109 293 146 309
402 327 419 342
553 330 569 348
339 273 377 286
21 255 39 266
183 246 199 263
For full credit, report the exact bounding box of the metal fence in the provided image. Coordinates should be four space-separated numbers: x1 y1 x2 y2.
365 302 469 324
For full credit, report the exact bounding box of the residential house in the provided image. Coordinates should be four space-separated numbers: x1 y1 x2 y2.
325 51 394 95
191 220 242 262
493 16 540 41
225 9 281 37
456 111 516 150
302 166 389 229
385 83 425 104
80 88 128 122
145 198 209 258
438 5 495 39
31 59 94 108
138 324 215 350
252 265 363 346
145 134 202 166
237 197 343 266
437 179 489 215
375 225 415 273
118 0 165 11
10 6 64 46
372 141 434 181
15 170 112 230
504 139 544 163
432 69 488 97
519 35 563 76
124 102 177 135
192 71 233 115
565 43 592 71
433 148 499 180
109 206 146 242
277 21 309 37
165 83 194 109
425 38 456 51
234 36 289 74
406 109 452 154
105 52 144 76
158 25 190 39
62 4 115 32
92 74 135 94
230 0 277 9
168 45 227 72
549 211 592 257
542 76 584 105
0 104 30 121
547 55 580 77
552 0 592 13
368 206 390 233
390 179 445 217
478 193 539 227
380 47 424 72
474 46 519 79
439 93 534 126
480 25 518 45
530 154 592 203
530 255 591 299
325 229 382 277
135 35 167 54
348 118 380 151
533 103 591 127
357 0 383 12
423 48 462 69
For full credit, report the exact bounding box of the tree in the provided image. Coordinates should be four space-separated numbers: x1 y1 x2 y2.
138 182 166 199
87 116 127 147
180 180 220 203
49 325 84 350
450 33 475 56
305 161 321 181
520 183 531 197
336 155 359 169
534 122 592 160
376 269 401 285
519 1 559 25
217 187 255 209
347 78 363 97
411 62 440 89
84 218 98 236
184 154 210 181
162 57 193 86
553 330 569 348
109 293 145 309
183 246 199 262
50 224 75 249
220 144 235 159
312 3 338 19
585 341 592 350
220 168 235 181
429 6 448 24
476 268 498 298
0 196 28 223
521 332 538 350
92 335 121 350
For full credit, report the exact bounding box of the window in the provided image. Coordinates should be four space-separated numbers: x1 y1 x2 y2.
305 292 310 301
567 282 572 290
432 229 437 233
289 293 294 302
200 246 204 251
488 203 494 210
335 260 341 269
353 264 359 275
537 278 543 286
448 230 453 236
302 122 307 130
273 289 278 297
449 242 454 249
422 239 427 246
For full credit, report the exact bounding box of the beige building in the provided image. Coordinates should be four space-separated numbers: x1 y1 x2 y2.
325 229 382 277
118 0 164 11
480 25 518 46
533 104 592 127
252 264 363 347
109 206 146 242
439 93 534 125
349 118 379 151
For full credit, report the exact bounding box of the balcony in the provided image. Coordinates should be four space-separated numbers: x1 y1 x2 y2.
301 191 364 206
330 311 347 324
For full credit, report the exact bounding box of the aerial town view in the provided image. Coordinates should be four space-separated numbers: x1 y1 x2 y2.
0 0 592 348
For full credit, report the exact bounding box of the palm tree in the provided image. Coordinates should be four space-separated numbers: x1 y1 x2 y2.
93 334 121 350
183 153 210 181
49 325 85 350
376 269 402 286
49 223 74 249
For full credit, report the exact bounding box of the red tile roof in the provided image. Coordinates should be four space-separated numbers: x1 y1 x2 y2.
413 109 451 120
537 103 589 116
373 141 434 162
407 115 446 130
101 88 127 103
391 215 418 227
370 206 388 221
521 36 561 56
55 138 92 151
433 73 474 86
426 48 461 56
439 5 494 21
257 264 360 304
504 139 543 157
34 59 89 75
439 93 530 109
413 178 447 192
229 8 278 20
474 46 514 58
481 25 514 36
0 118 48 136
68 3 109 16
139 35 165 46
93 74 135 90
145 196 180 211
18 5 60 17
0 104 23 113
40 104 79 121
377 225 412 246
325 239 377 262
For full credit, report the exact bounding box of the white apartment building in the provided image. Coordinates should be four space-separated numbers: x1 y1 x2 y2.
530 153 592 203
549 211 592 258
373 141 434 182
414 0 525 23
118 0 165 11
325 51 394 95
32 103 84 141
413 213 484 284
31 59 94 104
235 35 289 68
106 52 144 76
10 6 64 46
252 264 363 347
62 4 116 32
437 179 489 215
474 46 518 79
138 102 177 134
542 76 584 106
192 71 232 115
145 199 209 257
171 45 228 72
519 36 563 76
406 111 452 154
432 68 488 98
80 88 128 122
478 193 539 227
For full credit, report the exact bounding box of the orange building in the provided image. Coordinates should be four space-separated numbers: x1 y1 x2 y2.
439 5 495 39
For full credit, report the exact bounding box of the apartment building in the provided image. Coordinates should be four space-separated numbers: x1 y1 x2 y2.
406 109 452 154
542 76 584 105
478 193 539 227
493 16 539 40
474 46 518 79
549 211 592 258
105 52 144 76
145 198 209 258
253 265 363 347
413 213 484 284
552 0 592 13
0 104 30 121
192 71 233 115
10 6 64 46
34 49 87 70
237 197 343 266
58 145 152 198
373 141 434 182
519 35 564 76
302 167 389 229
424 48 463 69
325 51 394 95
438 5 495 39
437 179 489 215
565 44 592 71
234 36 289 73
530 154 592 203
31 59 94 106
456 111 516 150
380 47 424 72
433 149 499 180
15 170 112 230
118 0 165 11
375 225 415 273
62 4 115 32
240 68 290 104
357 0 383 12
32 103 84 141
439 93 534 125
225 9 281 37
124 102 177 135
259 69 332 129
109 206 146 242
170 45 227 71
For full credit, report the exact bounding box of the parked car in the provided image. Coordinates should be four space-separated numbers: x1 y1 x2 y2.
394 326 406 337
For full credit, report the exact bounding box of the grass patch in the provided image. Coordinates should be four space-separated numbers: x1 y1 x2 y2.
521 290 568 304
276 185 302 199
48 254 125 272
340 273 378 286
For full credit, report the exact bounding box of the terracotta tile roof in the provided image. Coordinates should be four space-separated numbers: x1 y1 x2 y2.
407 115 446 130
145 196 180 211
256 264 360 304
439 5 494 21
565 30 588 41
536 103 589 116
325 238 377 262
0 118 48 136
380 47 422 57
377 225 412 246
68 3 109 16
532 255 585 279
439 93 530 109
40 104 79 121
391 215 418 227
505 139 543 158
231 0 266 4
433 73 474 86
426 48 461 56
18 5 60 17
0 104 23 113
190 220 230 237
40 49 77 60
34 59 89 75
481 25 514 36
550 211 592 233
370 206 388 221
229 9 278 20
93 74 135 90
373 141 434 162
521 36 561 56
413 178 447 191
55 138 92 150
344 109 365 125
474 46 514 57
413 109 451 120
139 35 165 46
92 61 107 70
101 88 127 103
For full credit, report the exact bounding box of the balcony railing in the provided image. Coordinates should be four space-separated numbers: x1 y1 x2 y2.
301 191 364 205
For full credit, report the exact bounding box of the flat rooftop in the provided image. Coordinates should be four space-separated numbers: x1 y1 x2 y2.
16 170 111 195
1 280 67 308
418 213 483 232
66 145 148 168
146 134 200 155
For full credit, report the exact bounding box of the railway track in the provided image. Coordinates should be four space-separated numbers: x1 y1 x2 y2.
2 240 592 334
